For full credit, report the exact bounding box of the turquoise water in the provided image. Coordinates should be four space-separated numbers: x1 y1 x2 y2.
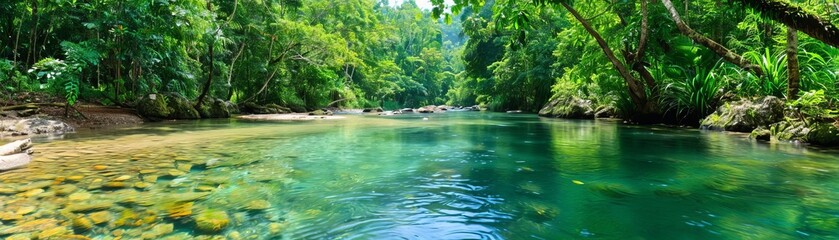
3 112 839 239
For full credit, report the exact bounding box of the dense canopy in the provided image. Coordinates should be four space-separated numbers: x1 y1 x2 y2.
1 0 837 124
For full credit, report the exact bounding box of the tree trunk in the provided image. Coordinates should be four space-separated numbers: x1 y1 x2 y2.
661 0 764 76
732 0 839 48
559 2 649 111
787 26 800 100
195 0 216 109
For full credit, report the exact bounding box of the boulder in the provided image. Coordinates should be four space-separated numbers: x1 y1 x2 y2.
197 98 231 119
308 109 334 116
770 121 810 142
165 93 200 119
700 96 784 132
539 96 594 119
240 103 289 114
401 108 414 113
136 93 200 120
136 94 171 119
0 118 74 136
749 127 771 141
224 101 240 114
362 107 384 113
594 106 616 118
807 123 839 146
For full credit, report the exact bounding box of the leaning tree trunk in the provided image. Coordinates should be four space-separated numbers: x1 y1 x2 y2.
0 139 33 171
732 0 839 48
787 26 800 100
559 2 651 113
661 0 764 77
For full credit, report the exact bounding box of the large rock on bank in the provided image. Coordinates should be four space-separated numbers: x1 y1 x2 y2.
539 96 594 119
700 96 784 132
137 93 233 121
807 123 839 146
0 118 74 136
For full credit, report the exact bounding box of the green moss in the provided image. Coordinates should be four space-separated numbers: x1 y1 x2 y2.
807 123 839 146
165 93 200 119
194 209 229 233
137 94 172 120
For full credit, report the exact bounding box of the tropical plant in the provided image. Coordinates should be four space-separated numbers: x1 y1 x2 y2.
788 90 839 125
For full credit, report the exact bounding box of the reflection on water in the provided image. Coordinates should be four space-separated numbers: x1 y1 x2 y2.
0 112 838 239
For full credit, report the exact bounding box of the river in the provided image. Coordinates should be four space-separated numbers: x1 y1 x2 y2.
1 112 837 239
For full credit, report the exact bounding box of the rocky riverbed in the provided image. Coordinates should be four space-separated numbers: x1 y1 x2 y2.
0 126 299 239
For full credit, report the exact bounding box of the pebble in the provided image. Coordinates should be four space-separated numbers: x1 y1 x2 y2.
134 182 152 189
89 211 112 224
113 175 132 181
269 222 288 235
72 217 94 231
67 175 85 182
17 180 53 191
15 206 36 215
5 234 32 240
0 212 23 221
228 231 242 240
68 201 114 212
19 188 45 198
245 200 271 210
0 187 17 195
168 169 187 177
37 226 71 239
68 192 92 201
104 181 129 188
0 218 60 235
54 184 79 195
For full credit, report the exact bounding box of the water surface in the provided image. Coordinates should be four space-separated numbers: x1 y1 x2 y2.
1 112 838 239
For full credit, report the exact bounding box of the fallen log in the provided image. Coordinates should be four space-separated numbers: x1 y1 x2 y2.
0 139 33 171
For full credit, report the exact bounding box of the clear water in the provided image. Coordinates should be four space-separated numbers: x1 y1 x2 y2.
2 112 838 239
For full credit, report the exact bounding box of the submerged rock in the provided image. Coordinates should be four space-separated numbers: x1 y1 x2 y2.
700 96 784 132
539 96 595 119
0 218 60 235
588 183 637 198
194 209 230 233
72 216 94 232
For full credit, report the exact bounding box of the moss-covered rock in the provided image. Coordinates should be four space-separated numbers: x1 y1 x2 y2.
807 123 839 146
136 93 200 120
241 102 290 114
769 121 810 142
194 209 230 233
539 96 594 119
136 94 172 120
749 127 771 141
198 98 231 119
224 101 240 114
309 109 333 116
700 96 784 132
165 93 200 119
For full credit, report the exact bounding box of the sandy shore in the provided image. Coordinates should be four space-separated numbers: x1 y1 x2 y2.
237 113 346 121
